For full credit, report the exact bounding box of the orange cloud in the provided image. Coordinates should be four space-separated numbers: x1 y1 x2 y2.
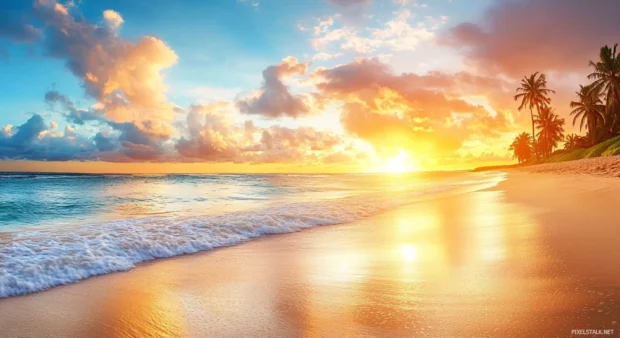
314 58 517 159
34 0 178 127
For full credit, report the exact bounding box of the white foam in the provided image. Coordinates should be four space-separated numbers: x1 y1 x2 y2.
0 173 504 298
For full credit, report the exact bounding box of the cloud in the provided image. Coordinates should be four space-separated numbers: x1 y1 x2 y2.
370 9 434 52
33 0 178 127
0 114 97 161
313 58 515 157
248 126 343 163
102 10 123 30
312 52 343 62
175 104 356 164
324 0 371 7
107 121 171 161
7 114 47 147
94 132 116 151
43 88 175 161
6 95 357 165
441 0 620 76
175 104 245 161
0 111 177 162
311 9 436 54
313 58 506 99
45 90 105 124
236 57 314 118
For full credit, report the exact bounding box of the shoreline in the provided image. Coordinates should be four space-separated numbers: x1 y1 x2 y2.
0 172 503 299
1 171 619 336
475 155 620 178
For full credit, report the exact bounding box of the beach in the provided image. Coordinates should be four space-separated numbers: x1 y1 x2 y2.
512 156 620 177
1 168 619 337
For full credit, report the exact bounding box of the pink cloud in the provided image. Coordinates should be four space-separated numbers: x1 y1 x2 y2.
442 0 620 76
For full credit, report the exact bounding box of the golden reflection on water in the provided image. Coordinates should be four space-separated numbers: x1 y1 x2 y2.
102 177 257 220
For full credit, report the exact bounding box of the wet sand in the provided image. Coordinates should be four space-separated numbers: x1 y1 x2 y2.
0 172 619 337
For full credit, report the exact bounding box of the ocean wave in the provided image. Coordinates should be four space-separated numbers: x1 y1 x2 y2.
0 172 504 298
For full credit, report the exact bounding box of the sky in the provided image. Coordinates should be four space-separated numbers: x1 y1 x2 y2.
0 0 618 173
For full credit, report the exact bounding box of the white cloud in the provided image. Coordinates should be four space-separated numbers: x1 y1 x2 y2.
103 10 123 31
311 9 438 54
371 10 434 52
312 52 343 61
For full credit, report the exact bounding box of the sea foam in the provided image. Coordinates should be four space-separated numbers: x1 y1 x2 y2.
0 172 503 298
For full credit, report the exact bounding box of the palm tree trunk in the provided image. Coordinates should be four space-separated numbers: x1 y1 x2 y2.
588 119 595 144
530 107 536 158
613 87 620 135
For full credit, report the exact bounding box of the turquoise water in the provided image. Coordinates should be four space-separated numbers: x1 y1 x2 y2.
0 171 477 230
0 171 504 297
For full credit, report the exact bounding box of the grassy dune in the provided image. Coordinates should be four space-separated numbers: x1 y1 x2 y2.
545 136 620 163
474 136 620 172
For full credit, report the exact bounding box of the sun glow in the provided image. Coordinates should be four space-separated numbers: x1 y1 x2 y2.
400 244 418 263
383 149 420 174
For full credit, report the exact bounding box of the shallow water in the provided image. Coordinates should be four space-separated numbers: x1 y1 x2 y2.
0 171 489 229
0 171 504 297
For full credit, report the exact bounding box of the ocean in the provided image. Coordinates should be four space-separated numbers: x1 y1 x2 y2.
0 171 504 297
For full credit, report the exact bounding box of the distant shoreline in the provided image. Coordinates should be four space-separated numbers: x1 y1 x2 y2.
471 163 528 172
474 155 620 178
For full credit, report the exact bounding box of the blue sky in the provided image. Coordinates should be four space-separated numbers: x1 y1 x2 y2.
1 0 490 126
0 0 612 172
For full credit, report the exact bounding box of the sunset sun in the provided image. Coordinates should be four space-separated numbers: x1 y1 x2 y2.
383 149 420 174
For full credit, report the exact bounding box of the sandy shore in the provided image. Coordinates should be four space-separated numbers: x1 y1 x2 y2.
514 156 620 177
1 172 619 337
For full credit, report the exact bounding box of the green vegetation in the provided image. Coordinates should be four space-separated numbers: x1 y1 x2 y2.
508 44 620 165
543 136 620 163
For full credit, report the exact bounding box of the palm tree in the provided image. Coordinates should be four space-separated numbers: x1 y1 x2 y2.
564 134 588 151
588 44 620 107
514 72 556 147
509 132 532 163
569 84 605 144
588 44 620 134
564 134 579 150
534 106 565 157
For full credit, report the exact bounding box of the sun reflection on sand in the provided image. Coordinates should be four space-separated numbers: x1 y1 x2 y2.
95 264 188 338
2 184 607 337
92 190 573 337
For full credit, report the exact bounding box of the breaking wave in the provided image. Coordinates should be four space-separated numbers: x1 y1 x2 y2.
0 172 504 297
